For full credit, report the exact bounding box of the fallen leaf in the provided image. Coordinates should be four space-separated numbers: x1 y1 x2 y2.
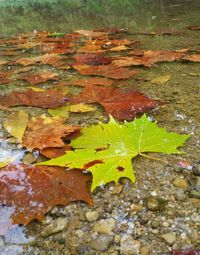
0 88 68 109
73 54 112 65
22 115 80 151
40 144 71 159
182 54 200 62
69 103 96 112
0 72 10 84
0 164 92 228
151 74 171 84
72 85 162 121
188 26 200 30
74 30 107 37
73 64 138 79
58 77 113 87
39 114 190 191
109 45 130 51
18 71 59 84
3 110 28 143
48 106 70 119
112 56 152 67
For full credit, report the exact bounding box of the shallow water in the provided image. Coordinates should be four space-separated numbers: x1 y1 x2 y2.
0 1 200 254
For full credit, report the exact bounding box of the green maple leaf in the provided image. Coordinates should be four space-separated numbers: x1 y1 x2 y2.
38 114 190 191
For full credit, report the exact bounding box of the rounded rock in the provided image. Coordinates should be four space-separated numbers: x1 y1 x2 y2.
90 234 114 251
173 177 188 189
120 235 141 255
161 232 176 245
85 211 99 222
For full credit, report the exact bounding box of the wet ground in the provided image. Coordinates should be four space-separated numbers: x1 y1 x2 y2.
0 0 200 254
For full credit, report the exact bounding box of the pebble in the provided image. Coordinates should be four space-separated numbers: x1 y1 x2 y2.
94 218 116 234
130 204 143 213
90 234 114 251
175 190 187 201
111 184 123 194
85 211 99 222
120 235 141 255
40 218 68 237
192 165 200 176
140 246 150 255
188 190 200 199
147 196 166 211
150 220 160 228
173 177 188 189
161 232 176 245
23 152 36 164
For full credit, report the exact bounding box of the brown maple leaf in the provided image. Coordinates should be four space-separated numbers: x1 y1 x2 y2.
73 53 112 66
57 77 113 88
22 115 80 151
181 54 200 62
73 64 138 79
0 72 10 84
0 164 92 231
40 144 71 158
0 88 68 109
18 71 59 84
72 85 162 121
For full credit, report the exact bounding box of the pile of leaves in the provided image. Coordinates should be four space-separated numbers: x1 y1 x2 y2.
0 28 192 233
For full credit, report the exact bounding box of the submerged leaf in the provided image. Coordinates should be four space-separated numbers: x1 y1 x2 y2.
0 164 92 227
22 115 80 151
151 74 171 85
39 115 190 191
3 110 28 142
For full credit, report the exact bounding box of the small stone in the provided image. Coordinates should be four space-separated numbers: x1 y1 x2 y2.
173 177 188 189
188 190 200 199
120 235 141 255
94 218 116 234
40 218 68 237
23 152 36 164
147 196 167 211
130 204 143 213
175 190 187 201
90 234 114 251
150 220 160 228
161 232 176 245
85 211 99 222
111 184 123 194
140 246 150 255
192 165 200 176
114 234 121 244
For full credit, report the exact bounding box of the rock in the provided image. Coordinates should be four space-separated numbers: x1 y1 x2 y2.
120 235 141 255
0 236 4 247
192 165 200 176
147 196 167 211
175 190 187 201
130 204 143 213
140 246 150 255
150 220 160 228
85 211 99 222
161 232 176 245
90 234 113 251
40 218 68 237
23 152 36 164
111 184 123 194
94 218 116 234
188 190 200 199
173 177 188 189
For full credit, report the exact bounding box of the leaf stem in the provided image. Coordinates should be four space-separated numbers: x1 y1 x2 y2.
139 153 168 164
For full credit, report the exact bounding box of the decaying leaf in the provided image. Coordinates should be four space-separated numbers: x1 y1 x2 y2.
172 250 200 255
3 110 28 142
69 103 96 112
22 115 80 151
40 144 71 159
0 72 10 84
73 64 138 79
18 71 59 84
58 77 114 87
39 114 190 191
151 74 171 85
0 88 68 109
0 164 92 227
182 54 200 62
72 85 162 121
73 54 112 66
